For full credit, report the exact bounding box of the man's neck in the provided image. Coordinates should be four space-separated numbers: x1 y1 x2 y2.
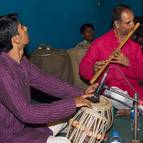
8 48 24 63
114 29 127 42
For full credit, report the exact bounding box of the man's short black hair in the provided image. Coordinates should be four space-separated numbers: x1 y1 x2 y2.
80 23 94 34
0 13 19 52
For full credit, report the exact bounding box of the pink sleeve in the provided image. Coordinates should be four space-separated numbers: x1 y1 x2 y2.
79 41 98 80
127 44 143 78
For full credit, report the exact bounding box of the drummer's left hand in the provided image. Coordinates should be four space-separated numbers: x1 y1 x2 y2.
84 83 98 95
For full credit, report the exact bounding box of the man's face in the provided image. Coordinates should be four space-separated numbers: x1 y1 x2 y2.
82 27 95 42
17 23 29 46
117 10 135 35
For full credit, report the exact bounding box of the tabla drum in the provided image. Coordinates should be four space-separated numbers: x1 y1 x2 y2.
91 95 113 130
66 96 113 143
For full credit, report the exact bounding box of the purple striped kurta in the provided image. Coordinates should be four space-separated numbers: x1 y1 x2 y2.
0 52 82 143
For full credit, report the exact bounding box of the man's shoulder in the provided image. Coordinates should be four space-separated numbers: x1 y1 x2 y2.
74 40 90 49
96 30 113 41
0 55 6 67
91 30 114 46
0 56 9 76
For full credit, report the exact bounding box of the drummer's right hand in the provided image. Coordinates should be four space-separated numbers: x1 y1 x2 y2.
74 94 93 108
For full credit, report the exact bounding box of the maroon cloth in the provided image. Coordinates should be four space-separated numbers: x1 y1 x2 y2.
0 52 82 143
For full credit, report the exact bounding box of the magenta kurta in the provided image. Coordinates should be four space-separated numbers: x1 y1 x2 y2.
79 30 143 99
0 52 82 143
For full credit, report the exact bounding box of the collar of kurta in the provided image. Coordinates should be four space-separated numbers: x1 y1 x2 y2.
0 52 25 67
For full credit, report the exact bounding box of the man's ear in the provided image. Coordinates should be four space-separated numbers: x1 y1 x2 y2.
12 35 21 45
114 21 119 28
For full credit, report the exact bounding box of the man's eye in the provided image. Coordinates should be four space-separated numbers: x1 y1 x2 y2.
126 21 134 24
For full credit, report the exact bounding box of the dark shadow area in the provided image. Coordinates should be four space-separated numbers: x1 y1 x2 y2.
31 87 60 103
132 16 143 50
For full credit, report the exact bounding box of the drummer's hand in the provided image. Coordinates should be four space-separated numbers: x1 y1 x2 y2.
74 94 93 108
94 60 107 72
111 51 129 66
84 83 98 95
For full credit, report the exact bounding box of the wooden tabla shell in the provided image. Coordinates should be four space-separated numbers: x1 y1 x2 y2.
66 95 113 143
66 107 108 143
91 95 113 130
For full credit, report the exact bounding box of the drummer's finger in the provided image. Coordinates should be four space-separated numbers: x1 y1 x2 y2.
91 83 98 89
83 99 92 108
85 87 95 93
85 83 98 93
82 93 94 99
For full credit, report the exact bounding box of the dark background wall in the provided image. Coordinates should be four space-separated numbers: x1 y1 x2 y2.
0 0 143 55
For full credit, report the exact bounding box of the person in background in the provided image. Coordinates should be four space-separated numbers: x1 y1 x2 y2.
67 23 95 90
79 4 143 110
0 13 97 143
76 23 95 48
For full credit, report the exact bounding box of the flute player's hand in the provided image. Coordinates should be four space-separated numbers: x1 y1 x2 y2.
94 60 107 72
111 51 129 66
